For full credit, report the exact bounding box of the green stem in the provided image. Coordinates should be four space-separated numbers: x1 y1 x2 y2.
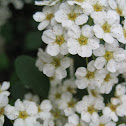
86 57 88 65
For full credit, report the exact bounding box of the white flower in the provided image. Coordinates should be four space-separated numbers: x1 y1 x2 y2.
0 94 9 126
103 99 126 122
38 100 52 120
65 114 88 126
36 48 71 80
5 99 38 125
108 0 126 17
75 60 105 89
89 115 116 126
0 81 10 96
33 4 59 31
24 93 40 104
93 41 126 72
58 92 77 116
97 68 119 94
61 79 77 94
42 24 68 56
67 25 100 57
92 10 124 44
76 96 104 123
55 2 88 28
81 0 108 15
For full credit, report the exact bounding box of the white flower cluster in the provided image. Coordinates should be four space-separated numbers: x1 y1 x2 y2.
33 0 126 125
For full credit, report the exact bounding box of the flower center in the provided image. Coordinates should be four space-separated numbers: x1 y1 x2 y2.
38 106 41 113
19 111 28 119
99 124 105 126
104 51 113 61
91 90 97 97
55 35 65 46
109 104 117 112
102 23 111 33
104 74 111 82
68 12 77 21
67 100 76 108
46 13 54 21
55 93 61 99
78 36 88 45
123 29 126 39
86 72 94 79
116 8 122 16
0 107 4 116
52 110 60 119
67 86 76 94
93 4 102 12
52 59 60 67
75 0 84 2
87 106 95 114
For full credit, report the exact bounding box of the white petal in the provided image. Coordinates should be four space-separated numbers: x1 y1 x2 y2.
75 67 87 78
81 112 91 123
78 45 92 57
88 37 100 50
94 57 106 69
75 79 88 89
38 20 49 31
60 57 71 69
60 43 68 55
75 14 88 25
93 25 104 39
82 25 94 37
43 64 55 77
55 67 67 80
1 81 10 91
93 44 105 56
107 59 116 72
53 24 63 35
47 44 60 56
103 33 115 44
42 30 56 44
67 38 80 55
33 12 45 22
15 99 25 112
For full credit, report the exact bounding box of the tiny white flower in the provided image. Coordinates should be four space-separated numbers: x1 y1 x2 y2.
58 92 77 116
94 41 126 72
38 100 52 120
36 48 71 80
92 10 124 44
108 0 126 17
89 115 116 126
24 93 40 104
5 99 38 125
75 60 105 89
55 2 88 28
33 4 59 31
76 96 104 123
67 25 100 57
42 24 68 56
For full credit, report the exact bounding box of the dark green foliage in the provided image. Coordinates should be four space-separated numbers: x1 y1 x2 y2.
15 55 50 98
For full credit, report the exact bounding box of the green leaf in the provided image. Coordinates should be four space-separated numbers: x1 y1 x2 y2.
15 55 50 98
25 31 42 50
0 53 9 69
10 81 27 101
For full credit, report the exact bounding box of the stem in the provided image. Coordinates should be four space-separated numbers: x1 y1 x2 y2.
86 57 88 65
